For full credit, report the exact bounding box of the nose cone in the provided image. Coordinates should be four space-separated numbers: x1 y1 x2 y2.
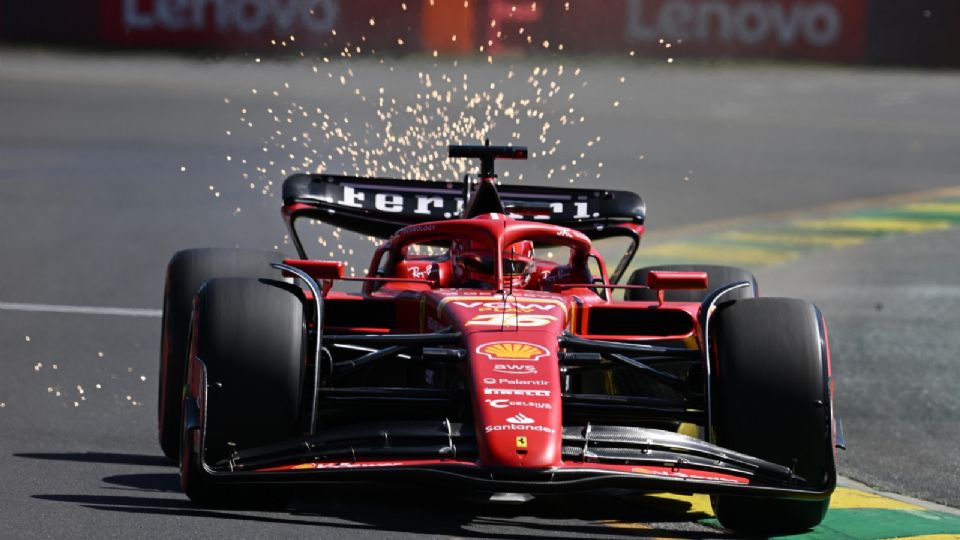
467 335 563 469
435 291 570 469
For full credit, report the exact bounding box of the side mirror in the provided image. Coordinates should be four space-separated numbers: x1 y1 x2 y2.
646 270 708 306
280 259 346 280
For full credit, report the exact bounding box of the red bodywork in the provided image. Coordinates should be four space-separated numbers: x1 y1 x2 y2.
184 209 715 480
177 169 834 501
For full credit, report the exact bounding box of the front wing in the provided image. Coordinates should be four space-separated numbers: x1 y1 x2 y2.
183 406 834 499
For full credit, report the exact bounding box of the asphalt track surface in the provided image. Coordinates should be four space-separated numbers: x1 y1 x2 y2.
1 50 959 538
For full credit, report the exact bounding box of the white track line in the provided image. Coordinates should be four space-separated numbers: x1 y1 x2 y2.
0 301 161 318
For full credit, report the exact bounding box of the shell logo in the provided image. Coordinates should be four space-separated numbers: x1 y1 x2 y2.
477 341 549 362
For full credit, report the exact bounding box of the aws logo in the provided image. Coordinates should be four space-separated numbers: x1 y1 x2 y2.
493 364 538 375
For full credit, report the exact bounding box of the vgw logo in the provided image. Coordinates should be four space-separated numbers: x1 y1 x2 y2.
453 301 558 312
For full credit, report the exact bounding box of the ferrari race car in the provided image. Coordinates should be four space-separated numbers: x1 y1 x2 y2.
158 143 841 534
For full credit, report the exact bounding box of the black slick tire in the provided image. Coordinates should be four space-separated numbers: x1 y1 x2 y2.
180 277 305 505
159 248 285 460
709 297 834 534
625 264 757 302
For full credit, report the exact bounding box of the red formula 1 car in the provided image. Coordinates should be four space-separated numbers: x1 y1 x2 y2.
158 143 840 534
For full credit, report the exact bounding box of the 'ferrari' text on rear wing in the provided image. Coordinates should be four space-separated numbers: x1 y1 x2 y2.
282 173 646 239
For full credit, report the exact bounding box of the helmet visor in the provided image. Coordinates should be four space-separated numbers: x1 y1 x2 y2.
462 254 529 276
503 258 530 275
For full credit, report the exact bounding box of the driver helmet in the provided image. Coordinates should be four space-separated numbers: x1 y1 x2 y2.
451 239 536 289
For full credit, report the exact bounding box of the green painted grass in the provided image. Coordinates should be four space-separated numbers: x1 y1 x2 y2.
699 508 960 539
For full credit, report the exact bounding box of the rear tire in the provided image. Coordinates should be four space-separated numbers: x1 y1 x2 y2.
709 298 834 534
625 264 757 302
158 248 285 460
181 277 305 505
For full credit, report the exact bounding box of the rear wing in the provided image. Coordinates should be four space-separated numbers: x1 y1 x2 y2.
282 173 647 282
283 173 645 237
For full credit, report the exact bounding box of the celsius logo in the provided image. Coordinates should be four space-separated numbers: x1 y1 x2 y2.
485 399 552 410
476 342 549 362
494 364 537 375
506 413 535 425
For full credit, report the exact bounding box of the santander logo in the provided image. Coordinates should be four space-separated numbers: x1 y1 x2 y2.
506 413 535 425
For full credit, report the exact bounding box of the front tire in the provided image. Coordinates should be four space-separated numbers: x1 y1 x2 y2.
180 277 305 505
158 248 285 460
709 297 834 534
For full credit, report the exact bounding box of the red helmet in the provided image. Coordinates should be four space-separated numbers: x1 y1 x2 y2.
451 239 536 289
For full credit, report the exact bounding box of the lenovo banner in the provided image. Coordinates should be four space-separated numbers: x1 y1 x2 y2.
545 0 866 61
100 0 421 51
626 0 865 60
10 0 959 66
